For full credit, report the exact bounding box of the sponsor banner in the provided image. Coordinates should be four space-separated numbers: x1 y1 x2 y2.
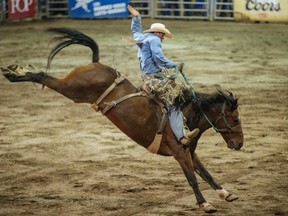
234 0 288 22
69 0 129 18
8 0 36 20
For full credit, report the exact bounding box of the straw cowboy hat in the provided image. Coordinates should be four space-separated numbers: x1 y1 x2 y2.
143 23 172 38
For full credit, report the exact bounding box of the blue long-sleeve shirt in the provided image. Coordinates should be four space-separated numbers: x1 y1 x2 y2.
130 16 176 74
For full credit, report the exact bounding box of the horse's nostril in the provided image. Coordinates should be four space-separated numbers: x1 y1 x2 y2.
229 141 243 150
234 143 243 151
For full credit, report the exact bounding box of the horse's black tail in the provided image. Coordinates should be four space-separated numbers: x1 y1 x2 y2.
46 27 99 69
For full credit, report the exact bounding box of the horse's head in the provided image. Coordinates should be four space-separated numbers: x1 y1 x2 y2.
206 90 244 150
180 89 244 150
213 101 243 150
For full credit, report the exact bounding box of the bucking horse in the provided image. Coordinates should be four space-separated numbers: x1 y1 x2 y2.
1 28 244 213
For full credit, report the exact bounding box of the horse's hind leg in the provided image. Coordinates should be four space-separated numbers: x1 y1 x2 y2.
3 71 53 83
2 65 96 104
192 152 239 202
1 66 54 83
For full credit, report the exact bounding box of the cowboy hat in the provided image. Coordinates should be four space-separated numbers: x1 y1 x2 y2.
143 23 172 38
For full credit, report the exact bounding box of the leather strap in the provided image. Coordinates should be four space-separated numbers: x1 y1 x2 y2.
92 76 125 112
102 92 145 115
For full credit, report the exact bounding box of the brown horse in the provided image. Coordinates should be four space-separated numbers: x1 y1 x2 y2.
1 28 243 213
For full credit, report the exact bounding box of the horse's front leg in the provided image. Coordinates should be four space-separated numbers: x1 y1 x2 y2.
174 148 217 213
192 152 239 202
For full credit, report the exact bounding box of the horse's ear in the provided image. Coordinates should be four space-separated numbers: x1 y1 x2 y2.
231 94 239 110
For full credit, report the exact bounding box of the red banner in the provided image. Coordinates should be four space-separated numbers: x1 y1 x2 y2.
8 0 36 20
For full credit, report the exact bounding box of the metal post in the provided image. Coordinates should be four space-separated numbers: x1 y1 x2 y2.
209 0 214 21
151 0 155 19
46 0 50 18
1 0 6 22
179 0 183 17
37 0 41 19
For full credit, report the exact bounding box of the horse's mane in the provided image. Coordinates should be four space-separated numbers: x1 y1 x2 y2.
175 88 238 112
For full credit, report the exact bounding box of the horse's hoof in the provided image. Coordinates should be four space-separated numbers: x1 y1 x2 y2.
217 189 239 202
199 202 217 213
225 193 239 202
4 64 32 75
1 67 12 74
7 64 19 72
1 65 22 77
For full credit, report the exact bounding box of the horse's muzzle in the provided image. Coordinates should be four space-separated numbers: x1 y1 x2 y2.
228 141 243 150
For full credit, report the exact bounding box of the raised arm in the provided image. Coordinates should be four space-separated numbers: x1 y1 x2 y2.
128 5 143 40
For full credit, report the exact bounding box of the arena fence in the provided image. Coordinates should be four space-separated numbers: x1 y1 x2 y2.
0 0 234 22
213 0 234 20
45 0 68 18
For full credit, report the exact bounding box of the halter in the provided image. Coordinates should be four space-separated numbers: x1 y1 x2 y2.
202 101 242 133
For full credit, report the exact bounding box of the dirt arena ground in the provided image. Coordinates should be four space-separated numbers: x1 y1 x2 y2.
0 18 287 216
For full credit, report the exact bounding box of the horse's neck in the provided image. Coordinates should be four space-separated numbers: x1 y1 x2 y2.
183 102 215 132
197 102 223 132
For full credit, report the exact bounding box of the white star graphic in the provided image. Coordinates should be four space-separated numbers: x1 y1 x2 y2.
71 0 94 13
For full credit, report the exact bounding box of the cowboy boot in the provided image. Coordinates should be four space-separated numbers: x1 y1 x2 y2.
180 128 199 145
186 128 200 139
